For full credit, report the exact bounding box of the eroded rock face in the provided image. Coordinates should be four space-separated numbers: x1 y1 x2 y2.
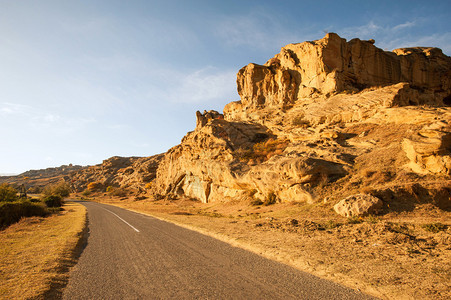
231 33 451 114
334 194 383 217
402 120 451 175
153 33 451 208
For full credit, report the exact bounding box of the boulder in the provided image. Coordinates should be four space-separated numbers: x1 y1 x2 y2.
334 194 383 217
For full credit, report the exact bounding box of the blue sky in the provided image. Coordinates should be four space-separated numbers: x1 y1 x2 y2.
1 0 450 174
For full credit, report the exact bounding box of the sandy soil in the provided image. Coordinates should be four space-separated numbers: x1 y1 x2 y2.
84 195 450 300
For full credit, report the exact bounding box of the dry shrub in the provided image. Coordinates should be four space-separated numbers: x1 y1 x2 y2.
109 187 128 198
87 182 103 192
235 138 289 164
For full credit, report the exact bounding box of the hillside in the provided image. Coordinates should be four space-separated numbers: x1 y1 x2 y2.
150 33 450 217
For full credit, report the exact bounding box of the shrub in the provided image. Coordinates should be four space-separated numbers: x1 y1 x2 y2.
42 182 71 198
0 200 48 228
81 189 92 197
235 138 289 164
43 195 64 207
0 183 18 202
87 182 102 192
109 187 128 197
422 222 447 233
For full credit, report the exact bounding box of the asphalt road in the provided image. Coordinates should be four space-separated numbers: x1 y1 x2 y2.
63 201 375 299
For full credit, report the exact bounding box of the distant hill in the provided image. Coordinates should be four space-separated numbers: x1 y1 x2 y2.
0 164 84 192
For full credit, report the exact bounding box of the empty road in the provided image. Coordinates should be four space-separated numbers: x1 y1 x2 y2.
63 201 375 299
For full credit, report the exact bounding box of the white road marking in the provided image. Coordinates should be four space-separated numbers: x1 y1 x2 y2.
103 208 140 232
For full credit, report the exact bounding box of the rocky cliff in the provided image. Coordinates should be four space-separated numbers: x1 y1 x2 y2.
153 33 451 214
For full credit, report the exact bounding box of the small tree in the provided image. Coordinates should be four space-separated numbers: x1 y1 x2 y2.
0 183 18 202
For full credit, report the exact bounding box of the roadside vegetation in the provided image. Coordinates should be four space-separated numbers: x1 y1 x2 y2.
0 202 86 299
0 182 71 229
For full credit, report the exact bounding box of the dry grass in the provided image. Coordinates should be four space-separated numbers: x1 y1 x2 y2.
0 202 86 299
90 195 451 300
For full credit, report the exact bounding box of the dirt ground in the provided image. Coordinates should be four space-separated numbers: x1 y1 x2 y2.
82 194 450 300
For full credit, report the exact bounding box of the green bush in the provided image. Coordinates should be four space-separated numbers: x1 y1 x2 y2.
0 200 49 228
43 195 64 207
42 182 71 198
0 183 18 202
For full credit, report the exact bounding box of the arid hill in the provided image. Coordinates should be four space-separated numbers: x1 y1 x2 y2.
69 155 163 193
0 164 83 193
153 33 450 216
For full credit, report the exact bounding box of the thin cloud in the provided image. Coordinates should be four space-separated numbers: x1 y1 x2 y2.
154 67 238 105
0 103 32 116
392 21 416 31
338 20 451 55
213 11 309 50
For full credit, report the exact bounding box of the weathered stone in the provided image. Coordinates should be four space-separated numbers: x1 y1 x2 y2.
70 154 164 192
402 120 451 175
334 194 383 217
231 33 451 112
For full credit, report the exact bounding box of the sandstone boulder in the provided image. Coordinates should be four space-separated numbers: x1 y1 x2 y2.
402 120 451 175
334 194 383 217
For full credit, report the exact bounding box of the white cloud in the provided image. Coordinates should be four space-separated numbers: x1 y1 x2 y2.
0 103 32 116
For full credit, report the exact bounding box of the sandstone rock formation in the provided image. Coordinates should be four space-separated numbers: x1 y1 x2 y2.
70 155 163 192
231 32 451 113
334 194 383 217
152 33 451 213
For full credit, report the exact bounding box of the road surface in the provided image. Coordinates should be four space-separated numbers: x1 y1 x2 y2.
63 201 375 299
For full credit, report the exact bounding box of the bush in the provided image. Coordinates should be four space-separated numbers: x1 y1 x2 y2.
42 182 71 198
109 187 128 197
43 195 64 207
422 222 447 233
0 183 18 202
0 200 49 228
87 182 103 192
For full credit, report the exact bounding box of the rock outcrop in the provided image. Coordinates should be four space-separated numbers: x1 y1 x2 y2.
231 33 451 114
153 33 451 212
334 194 383 217
70 155 163 192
